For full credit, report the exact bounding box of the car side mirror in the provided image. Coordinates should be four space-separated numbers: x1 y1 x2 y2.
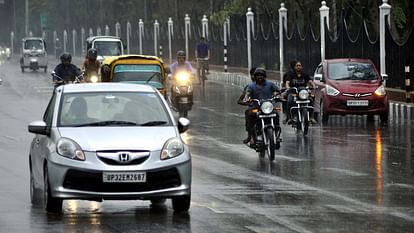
381 74 388 82
178 117 190 133
28 121 49 135
314 74 323 82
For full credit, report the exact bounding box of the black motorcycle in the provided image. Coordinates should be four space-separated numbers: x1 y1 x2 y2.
169 71 194 117
249 96 282 161
51 71 84 88
288 86 314 135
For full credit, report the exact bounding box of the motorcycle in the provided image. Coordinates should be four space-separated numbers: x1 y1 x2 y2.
51 71 84 88
249 96 282 161
287 86 314 135
169 70 194 118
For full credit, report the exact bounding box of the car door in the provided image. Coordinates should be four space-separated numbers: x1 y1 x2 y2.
32 93 57 182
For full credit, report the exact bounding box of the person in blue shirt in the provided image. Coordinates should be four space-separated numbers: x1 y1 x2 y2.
243 68 280 145
195 37 210 83
238 67 257 144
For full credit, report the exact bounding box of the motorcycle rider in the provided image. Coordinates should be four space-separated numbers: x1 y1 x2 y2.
243 67 280 146
81 48 101 82
238 67 256 144
284 60 317 124
169 50 194 108
282 60 298 124
53 52 83 84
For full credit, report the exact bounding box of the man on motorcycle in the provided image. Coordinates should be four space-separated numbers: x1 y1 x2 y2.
170 50 194 109
53 53 83 84
81 48 100 83
238 67 256 144
284 60 317 124
243 67 280 146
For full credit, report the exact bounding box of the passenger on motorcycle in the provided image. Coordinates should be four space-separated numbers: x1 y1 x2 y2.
243 68 280 146
284 61 317 124
238 67 256 144
53 53 83 84
169 50 195 108
81 48 101 83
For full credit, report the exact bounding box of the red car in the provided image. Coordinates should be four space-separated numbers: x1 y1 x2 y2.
313 58 389 123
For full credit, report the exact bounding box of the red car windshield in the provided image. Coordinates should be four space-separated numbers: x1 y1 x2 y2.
328 62 377 81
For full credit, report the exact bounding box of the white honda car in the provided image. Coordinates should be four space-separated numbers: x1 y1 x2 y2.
28 83 191 213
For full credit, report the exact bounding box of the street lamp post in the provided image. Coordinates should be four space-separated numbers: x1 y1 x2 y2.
25 0 29 36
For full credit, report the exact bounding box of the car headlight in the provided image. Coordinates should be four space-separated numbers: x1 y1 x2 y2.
298 89 309 100
374 85 386 96
326 85 340 96
260 101 274 114
56 138 85 161
161 138 184 160
90 75 99 83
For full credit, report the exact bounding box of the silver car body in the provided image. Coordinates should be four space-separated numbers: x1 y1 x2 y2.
29 83 191 207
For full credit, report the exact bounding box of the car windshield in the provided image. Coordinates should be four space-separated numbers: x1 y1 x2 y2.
328 62 377 81
58 91 171 127
94 41 122 56
24 40 44 50
112 64 162 83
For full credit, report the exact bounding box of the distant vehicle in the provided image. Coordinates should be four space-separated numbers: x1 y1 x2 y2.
85 36 125 63
28 83 192 213
313 58 389 123
20 37 48 72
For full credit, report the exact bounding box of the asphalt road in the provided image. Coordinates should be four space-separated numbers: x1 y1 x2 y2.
0 57 414 233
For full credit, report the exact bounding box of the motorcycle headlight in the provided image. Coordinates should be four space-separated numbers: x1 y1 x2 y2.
261 101 274 114
161 138 184 160
56 138 85 161
90 75 99 83
374 85 386 96
176 72 190 82
298 89 309 100
326 85 340 96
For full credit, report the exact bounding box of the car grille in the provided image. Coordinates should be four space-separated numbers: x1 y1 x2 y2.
342 93 372 98
63 168 181 192
96 150 150 165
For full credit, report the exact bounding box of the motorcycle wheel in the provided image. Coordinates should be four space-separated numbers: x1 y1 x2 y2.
301 109 309 136
266 128 275 161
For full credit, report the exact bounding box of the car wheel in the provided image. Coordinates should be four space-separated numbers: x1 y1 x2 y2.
30 162 42 206
320 101 329 123
44 66 47 73
44 166 63 213
21 67 25 73
172 195 191 212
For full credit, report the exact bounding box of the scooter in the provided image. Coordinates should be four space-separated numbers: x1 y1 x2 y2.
249 96 282 161
169 71 194 118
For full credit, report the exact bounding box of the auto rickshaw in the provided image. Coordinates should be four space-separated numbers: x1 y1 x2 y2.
100 55 167 97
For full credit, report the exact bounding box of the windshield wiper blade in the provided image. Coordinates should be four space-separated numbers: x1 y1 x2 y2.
146 72 159 83
74 121 138 127
140 121 167 126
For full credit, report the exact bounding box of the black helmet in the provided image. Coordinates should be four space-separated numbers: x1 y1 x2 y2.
176 50 186 59
87 48 98 60
254 67 266 78
60 52 72 63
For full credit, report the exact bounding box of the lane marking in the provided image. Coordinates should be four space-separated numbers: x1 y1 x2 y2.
191 202 225 213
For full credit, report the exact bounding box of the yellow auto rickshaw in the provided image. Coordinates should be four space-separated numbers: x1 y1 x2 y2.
100 55 167 97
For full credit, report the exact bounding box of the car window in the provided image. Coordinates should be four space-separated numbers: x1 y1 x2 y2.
58 92 171 127
43 93 57 126
24 40 44 50
94 41 122 56
328 62 377 81
112 64 162 83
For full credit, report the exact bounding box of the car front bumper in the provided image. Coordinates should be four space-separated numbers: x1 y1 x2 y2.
324 94 389 115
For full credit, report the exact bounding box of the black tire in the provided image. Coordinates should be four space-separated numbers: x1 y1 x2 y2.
321 101 329 123
258 147 265 158
380 113 388 123
172 195 191 212
266 128 275 161
44 166 63 213
44 67 47 73
302 109 309 136
21 67 25 73
30 161 42 206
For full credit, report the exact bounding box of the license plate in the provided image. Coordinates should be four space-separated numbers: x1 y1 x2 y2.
179 97 188 103
347 100 368 106
103 172 146 183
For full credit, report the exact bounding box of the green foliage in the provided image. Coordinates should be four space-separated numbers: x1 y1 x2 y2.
392 5 407 30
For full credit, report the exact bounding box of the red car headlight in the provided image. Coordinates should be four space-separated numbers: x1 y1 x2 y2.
374 85 386 96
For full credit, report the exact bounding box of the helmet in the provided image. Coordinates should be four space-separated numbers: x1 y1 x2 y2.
176 50 186 59
87 48 98 60
60 52 72 63
254 67 267 78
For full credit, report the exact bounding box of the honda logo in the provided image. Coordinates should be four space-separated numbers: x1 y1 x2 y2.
118 153 130 163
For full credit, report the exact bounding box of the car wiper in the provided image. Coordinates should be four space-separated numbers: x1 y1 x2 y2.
74 121 139 127
146 72 160 83
140 121 167 126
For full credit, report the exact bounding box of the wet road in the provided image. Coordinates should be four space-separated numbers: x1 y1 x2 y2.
0 57 414 233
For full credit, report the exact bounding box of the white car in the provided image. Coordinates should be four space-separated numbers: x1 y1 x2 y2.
28 83 191 213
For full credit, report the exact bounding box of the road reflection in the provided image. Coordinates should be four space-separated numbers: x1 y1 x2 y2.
375 129 383 206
